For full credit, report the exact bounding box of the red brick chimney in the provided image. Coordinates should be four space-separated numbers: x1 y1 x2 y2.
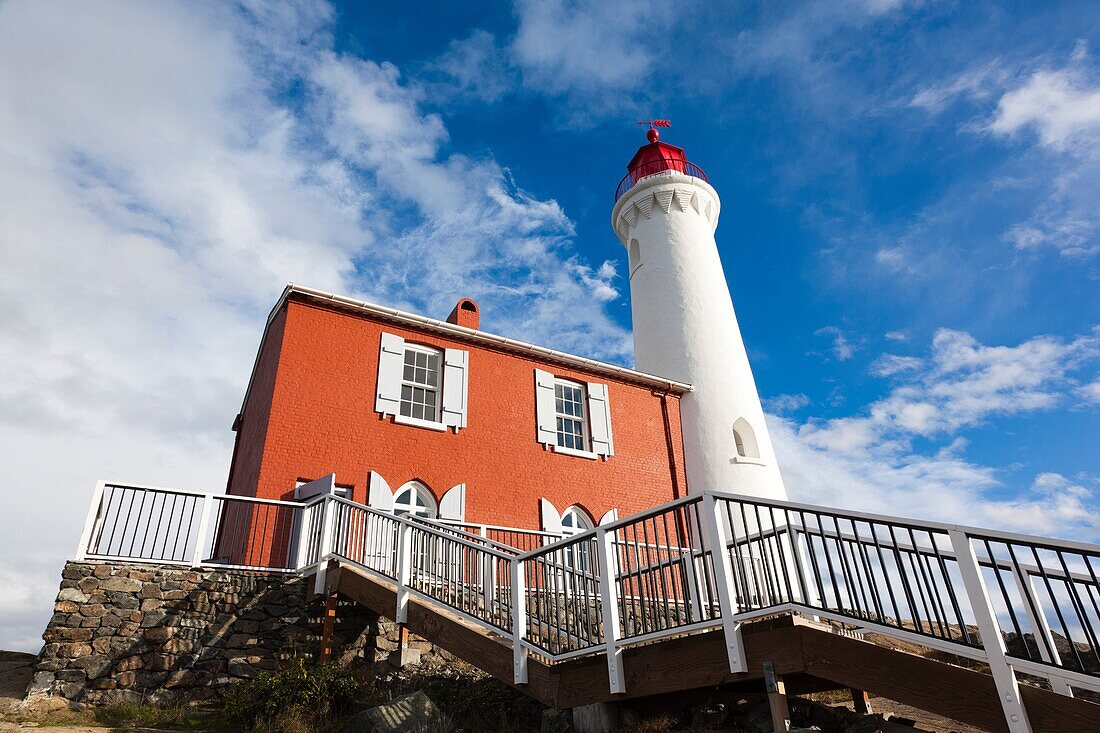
446 298 480 330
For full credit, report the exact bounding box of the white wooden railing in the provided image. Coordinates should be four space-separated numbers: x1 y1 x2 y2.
76 481 1100 733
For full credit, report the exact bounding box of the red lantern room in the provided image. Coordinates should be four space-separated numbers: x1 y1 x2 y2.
614 125 708 202
627 128 688 183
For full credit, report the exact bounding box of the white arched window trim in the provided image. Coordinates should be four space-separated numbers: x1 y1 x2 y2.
561 505 593 536
732 417 767 466
560 506 594 572
393 481 437 518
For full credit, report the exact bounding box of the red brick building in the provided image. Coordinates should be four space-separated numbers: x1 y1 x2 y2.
226 284 691 542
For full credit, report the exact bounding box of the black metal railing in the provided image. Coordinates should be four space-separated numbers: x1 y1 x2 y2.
614 158 708 202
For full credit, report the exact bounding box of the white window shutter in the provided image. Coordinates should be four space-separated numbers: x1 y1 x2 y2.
439 483 466 521
534 369 558 446
367 471 394 513
599 508 619 526
539 498 562 534
587 382 614 457
441 348 469 430
375 332 405 416
294 474 336 501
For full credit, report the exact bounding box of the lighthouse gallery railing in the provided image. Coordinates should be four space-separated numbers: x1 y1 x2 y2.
76 481 1100 730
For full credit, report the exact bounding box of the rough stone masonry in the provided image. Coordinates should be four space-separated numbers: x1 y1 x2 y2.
28 561 450 706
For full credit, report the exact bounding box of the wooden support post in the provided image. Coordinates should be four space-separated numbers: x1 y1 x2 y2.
763 661 790 733
319 590 338 663
849 688 871 716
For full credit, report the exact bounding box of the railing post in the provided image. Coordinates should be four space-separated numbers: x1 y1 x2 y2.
948 529 1034 733
190 494 215 569
480 527 494 610
682 549 703 623
701 493 747 674
395 521 413 623
512 558 529 684
1009 565 1074 697
75 481 107 561
314 497 337 595
293 502 315 571
596 527 626 694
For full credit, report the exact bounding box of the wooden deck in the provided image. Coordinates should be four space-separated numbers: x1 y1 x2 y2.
331 563 1099 733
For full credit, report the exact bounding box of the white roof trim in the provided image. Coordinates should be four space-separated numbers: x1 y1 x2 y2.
235 284 691 423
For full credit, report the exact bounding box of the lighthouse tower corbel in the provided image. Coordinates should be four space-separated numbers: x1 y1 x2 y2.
611 125 788 500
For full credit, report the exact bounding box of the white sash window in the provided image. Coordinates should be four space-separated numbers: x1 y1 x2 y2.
376 333 468 431
534 369 614 459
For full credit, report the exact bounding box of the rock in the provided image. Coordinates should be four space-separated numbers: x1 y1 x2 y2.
99 576 143 593
541 707 574 733
739 701 775 733
57 588 89 603
74 655 112 680
26 671 55 695
690 703 727 730
571 702 620 733
346 690 444 732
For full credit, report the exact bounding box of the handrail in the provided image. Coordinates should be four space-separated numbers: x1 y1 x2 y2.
614 159 709 202
74 480 1100 731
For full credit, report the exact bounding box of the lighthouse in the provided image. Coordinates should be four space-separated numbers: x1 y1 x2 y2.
611 127 788 500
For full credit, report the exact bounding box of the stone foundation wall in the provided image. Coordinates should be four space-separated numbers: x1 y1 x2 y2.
29 561 453 705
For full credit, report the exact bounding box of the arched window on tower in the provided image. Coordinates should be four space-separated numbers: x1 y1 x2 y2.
732 418 760 460
393 481 437 519
628 239 643 279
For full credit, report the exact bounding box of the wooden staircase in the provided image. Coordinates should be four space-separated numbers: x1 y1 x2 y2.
326 562 1098 733
76 482 1100 732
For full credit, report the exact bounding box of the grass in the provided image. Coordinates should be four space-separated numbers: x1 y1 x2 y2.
93 702 207 729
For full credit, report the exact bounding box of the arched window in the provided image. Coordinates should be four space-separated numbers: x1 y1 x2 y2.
561 506 593 536
393 481 436 518
561 506 594 571
628 239 642 279
732 418 760 460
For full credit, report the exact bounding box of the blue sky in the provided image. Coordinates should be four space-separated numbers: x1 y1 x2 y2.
0 0 1098 651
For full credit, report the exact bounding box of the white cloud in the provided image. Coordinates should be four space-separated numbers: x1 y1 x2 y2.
984 46 1100 256
909 60 1006 114
765 393 812 414
0 0 630 652
511 0 672 103
908 44 1100 259
424 30 515 103
1080 379 1100 403
870 353 922 376
989 64 1100 154
774 328 1100 540
884 330 909 341
814 325 859 361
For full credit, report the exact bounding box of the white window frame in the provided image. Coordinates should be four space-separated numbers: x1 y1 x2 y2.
560 506 595 574
534 370 612 459
395 343 447 432
393 481 438 519
553 379 593 456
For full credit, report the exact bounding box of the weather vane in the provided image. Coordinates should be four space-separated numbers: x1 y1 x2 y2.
637 119 671 142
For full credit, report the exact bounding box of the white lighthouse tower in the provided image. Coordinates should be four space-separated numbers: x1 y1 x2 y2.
611 127 787 500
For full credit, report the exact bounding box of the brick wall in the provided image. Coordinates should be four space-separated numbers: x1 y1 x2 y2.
230 296 689 532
